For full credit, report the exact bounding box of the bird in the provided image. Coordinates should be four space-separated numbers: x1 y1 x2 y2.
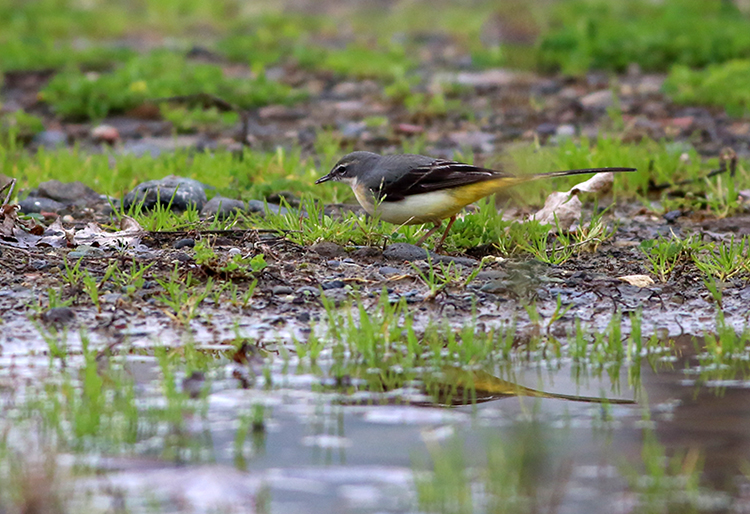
315 151 636 248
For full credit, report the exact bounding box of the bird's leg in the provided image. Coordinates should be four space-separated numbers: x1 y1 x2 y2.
435 215 456 251
416 222 442 246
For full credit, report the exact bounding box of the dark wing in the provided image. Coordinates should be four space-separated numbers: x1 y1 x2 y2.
376 159 509 202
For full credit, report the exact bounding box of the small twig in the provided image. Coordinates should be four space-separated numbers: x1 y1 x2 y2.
0 178 16 205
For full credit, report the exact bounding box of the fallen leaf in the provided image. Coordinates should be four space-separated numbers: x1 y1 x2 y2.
618 274 655 288
532 172 615 230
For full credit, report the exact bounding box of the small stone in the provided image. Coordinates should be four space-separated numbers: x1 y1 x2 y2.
296 311 311 322
580 90 615 110
123 175 207 212
272 285 293 295
266 191 300 207
30 260 48 270
91 124 120 143
174 252 193 262
33 130 68 149
378 266 402 276
174 238 195 249
311 242 346 258
201 196 245 218
321 280 345 290
384 243 430 262
662 210 682 224
352 246 382 258
296 286 321 297
18 196 65 214
556 124 576 138
38 180 101 206
41 307 75 325
245 200 290 217
536 123 557 136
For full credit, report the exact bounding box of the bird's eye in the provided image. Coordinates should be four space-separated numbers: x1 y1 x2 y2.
333 164 347 176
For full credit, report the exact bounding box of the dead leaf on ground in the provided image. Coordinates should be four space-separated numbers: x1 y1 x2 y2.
532 172 615 230
618 274 655 288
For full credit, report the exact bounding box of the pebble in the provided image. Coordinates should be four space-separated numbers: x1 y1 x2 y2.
38 180 101 206
174 238 195 249
352 246 382 258
245 200 290 217
32 130 68 149
580 89 615 110
41 307 76 325
383 243 430 262
123 175 207 212
18 196 65 214
296 286 321 297
91 124 120 143
311 242 346 258
536 123 557 136
663 210 683 224
378 266 402 276
556 124 576 138
30 259 48 270
201 196 245 218
272 285 293 295
296 312 311 322
321 280 345 290
174 252 193 262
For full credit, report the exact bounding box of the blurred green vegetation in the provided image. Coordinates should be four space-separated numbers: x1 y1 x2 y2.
664 60 750 117
538 0 750 73
39 50 306 120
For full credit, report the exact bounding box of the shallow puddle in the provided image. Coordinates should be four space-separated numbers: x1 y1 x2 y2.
2 329 750 513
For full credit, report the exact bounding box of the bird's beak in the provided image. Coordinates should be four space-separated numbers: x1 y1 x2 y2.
315 172 333 184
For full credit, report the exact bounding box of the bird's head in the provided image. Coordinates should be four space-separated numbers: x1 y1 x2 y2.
315 151 380 185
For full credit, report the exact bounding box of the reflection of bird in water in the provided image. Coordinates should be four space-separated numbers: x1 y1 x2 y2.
334 366 635 407
437 369 636 406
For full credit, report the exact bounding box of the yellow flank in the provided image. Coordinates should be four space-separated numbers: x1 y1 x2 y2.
352 175 531 225
447 176 527 209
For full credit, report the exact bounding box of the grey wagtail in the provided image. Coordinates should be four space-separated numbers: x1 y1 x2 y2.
315 151 636 247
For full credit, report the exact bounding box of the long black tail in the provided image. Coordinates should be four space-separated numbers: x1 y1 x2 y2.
534 167 637 179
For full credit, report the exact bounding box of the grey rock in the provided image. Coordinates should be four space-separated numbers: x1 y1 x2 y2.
272 285 293 295
30 259 48 270
663 210 682 224
201 196 245 218
123 175 207 212
174 238 195 249
311 242 346 258
378 266 402 276
18 196 65 214
556 124 576 138
38 180 101 205
536 123 557 136
384 243 430 262
245 200 290 217
580 89 615 110
33 130 67 149
473 270 508 281
296 286 321 297
120 140 163 158
321 280 345 290
67 245 105 260
41 307 75 325
352 246 382 258
433 255 478 267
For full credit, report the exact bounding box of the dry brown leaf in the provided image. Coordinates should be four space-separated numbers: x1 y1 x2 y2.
532 172 616 230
